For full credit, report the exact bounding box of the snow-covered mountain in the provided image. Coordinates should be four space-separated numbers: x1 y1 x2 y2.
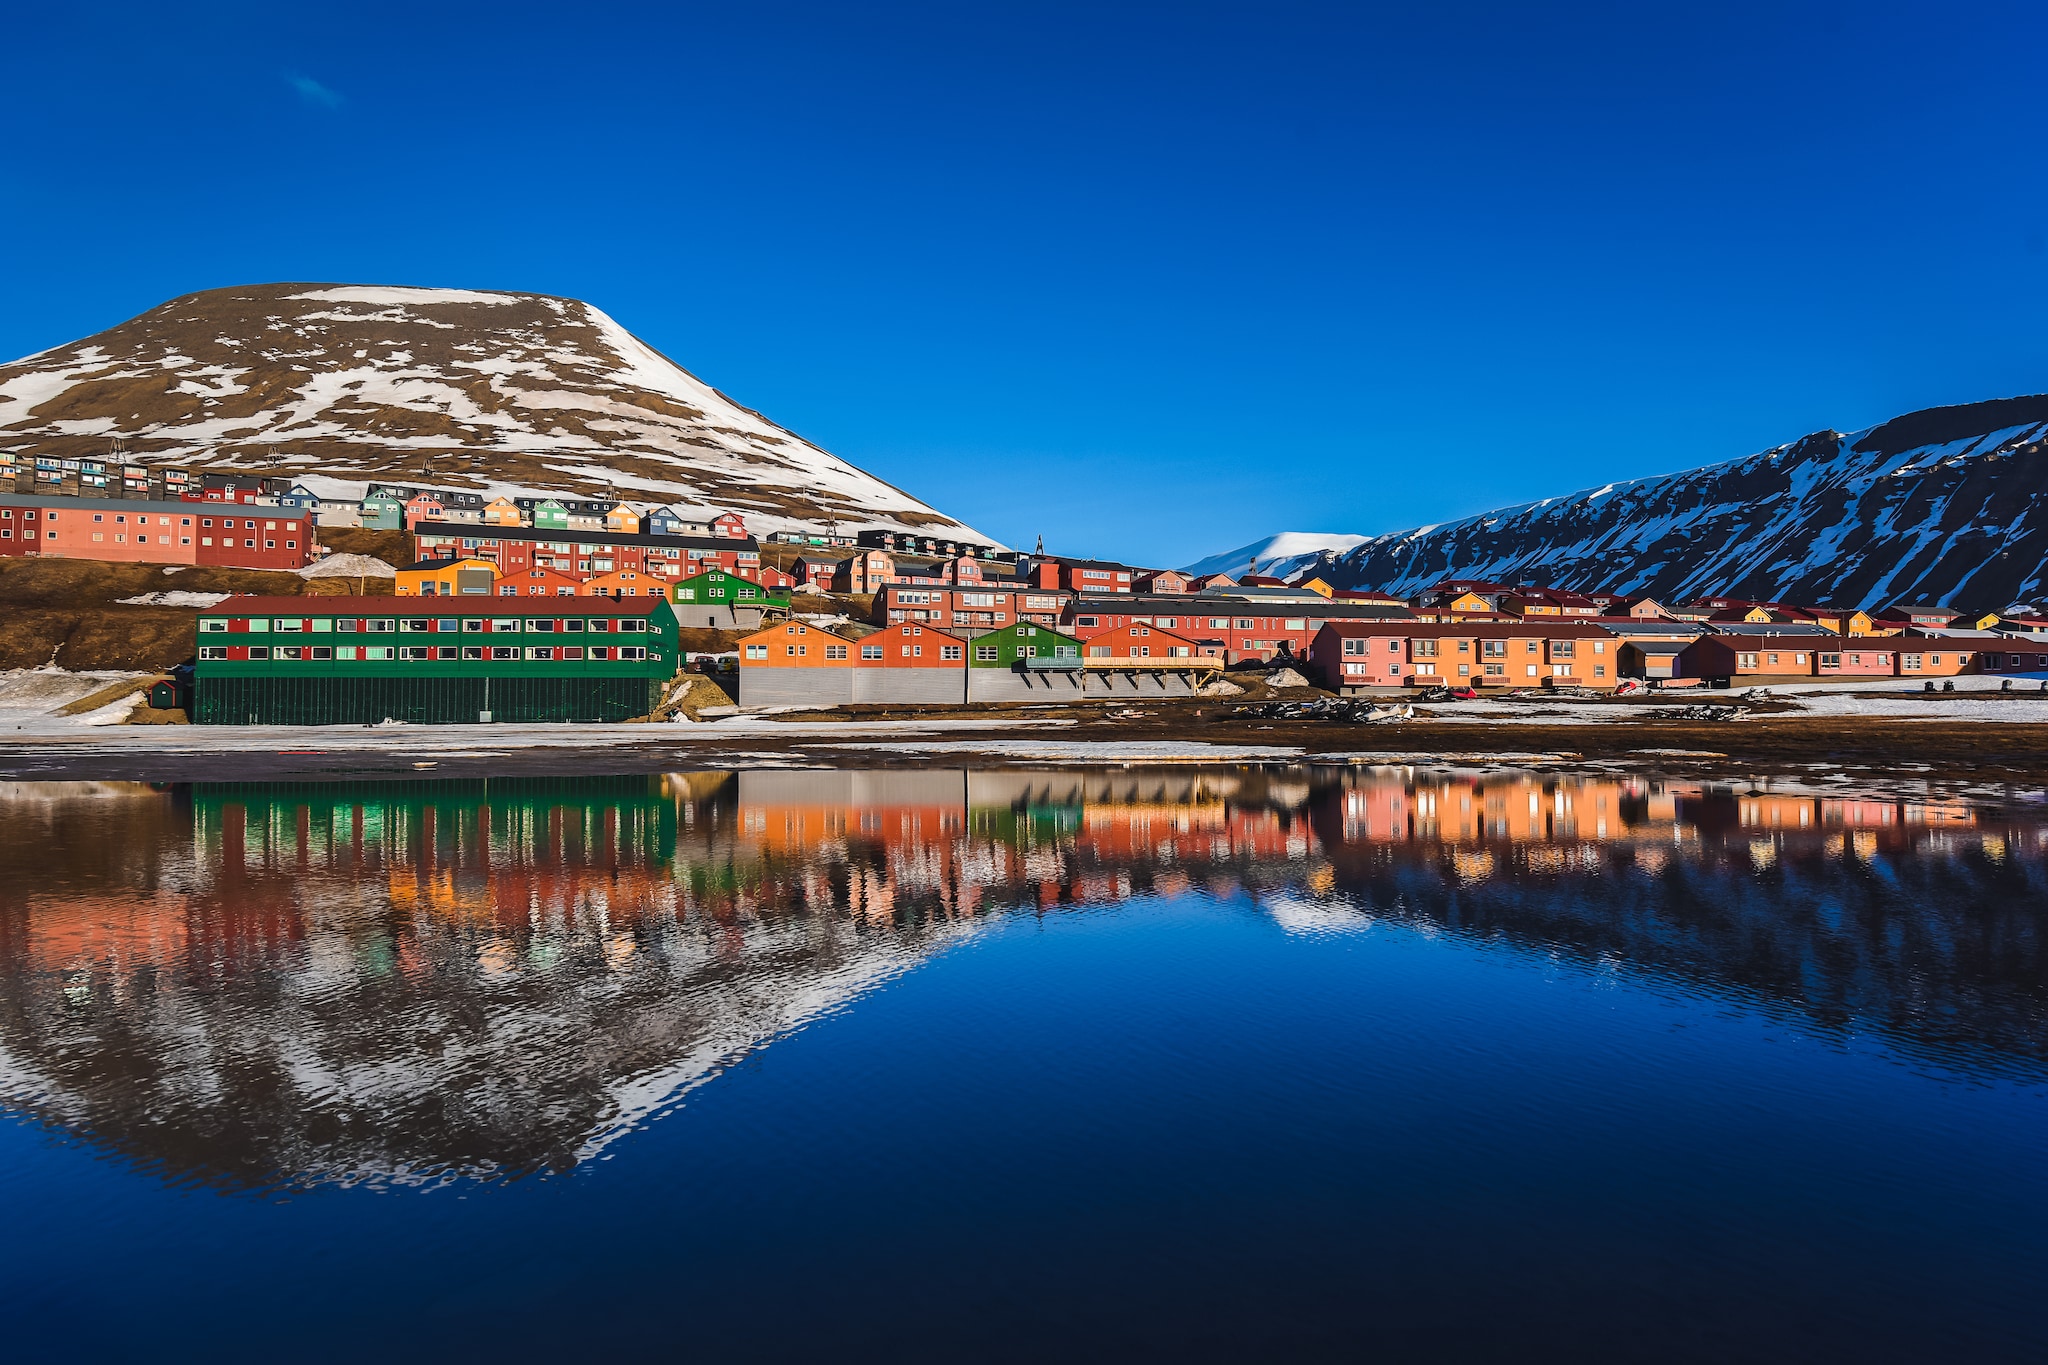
0 283 990 541
1181 532 1371 581
1236 395 2048 608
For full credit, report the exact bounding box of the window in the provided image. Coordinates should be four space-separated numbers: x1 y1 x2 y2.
1483 640 1506 657
861 644 883 660
1740 653 1759 668
200 618 228 633
1482 662 1503 676
1089 645 1111 657
275 646 305 660
619 618 647 633
247 646 270 660
311 647 333 661
941 645 962 660
526 646 553 660
1458 663 1471 676
1413 639 1438 658
399 647 430 661
491 646 518 660
1552 640 1575 659
199 646 227 661
1820 653 1841 668
367 619 395 633
976 645 1000 661
526 619 555 633
1525 664 1538 676
401 618 430 632
619 646 646 660
491 618 521 633
825 645 849 660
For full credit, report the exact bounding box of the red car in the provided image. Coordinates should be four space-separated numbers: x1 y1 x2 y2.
1446 686 1479 700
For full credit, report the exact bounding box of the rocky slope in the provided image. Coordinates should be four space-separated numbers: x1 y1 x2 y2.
0 284 988 541
1286 395 2048 608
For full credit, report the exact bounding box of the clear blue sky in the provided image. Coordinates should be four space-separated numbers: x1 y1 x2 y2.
3 2 2044 566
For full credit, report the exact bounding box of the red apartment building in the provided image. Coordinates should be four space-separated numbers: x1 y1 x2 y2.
1310 621 1621 691
0 494 314 570
412 521 759 585
874 582 1071 632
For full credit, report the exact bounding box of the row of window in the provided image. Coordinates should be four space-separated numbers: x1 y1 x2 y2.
0 510 297 530
202 616 651 635
200 645 650 662
1342 662 1612 679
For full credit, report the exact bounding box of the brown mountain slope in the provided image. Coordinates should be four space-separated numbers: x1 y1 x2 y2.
0 283 986 540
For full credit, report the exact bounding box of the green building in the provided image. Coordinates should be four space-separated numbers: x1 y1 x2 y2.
358 490 406 530
193 596 680 725
668 569 790 630
532 498 569 530
966 621 1082 701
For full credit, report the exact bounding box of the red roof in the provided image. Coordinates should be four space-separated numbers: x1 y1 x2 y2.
207 595 665 616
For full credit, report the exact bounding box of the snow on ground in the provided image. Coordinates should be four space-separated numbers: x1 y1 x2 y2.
118 590 234 607
303 553 397 578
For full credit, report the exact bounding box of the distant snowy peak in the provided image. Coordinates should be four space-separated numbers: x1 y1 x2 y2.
1182 532 1371 580
0 283 989 541
1290 395 2048 610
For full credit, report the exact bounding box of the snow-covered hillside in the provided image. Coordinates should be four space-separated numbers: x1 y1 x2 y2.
1181 532 1371 581
0 284 990 542
1286 396 2048 608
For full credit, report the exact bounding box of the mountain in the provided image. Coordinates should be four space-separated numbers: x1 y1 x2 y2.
1180 531 1371 581
1230 395 2048 609
0 283 989 541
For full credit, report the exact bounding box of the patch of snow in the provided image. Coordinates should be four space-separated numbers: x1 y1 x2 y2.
285 287 519 307
117 590 234 607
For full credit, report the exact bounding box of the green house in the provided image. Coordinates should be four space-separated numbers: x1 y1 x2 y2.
192 595 680 725
967 621 1082 667
533 499 569 531
671 569 789 608
359 490 406 530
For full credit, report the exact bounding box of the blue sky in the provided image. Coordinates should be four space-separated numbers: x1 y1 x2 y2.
3 2 2045 566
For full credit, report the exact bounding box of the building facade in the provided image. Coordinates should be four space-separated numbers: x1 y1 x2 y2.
192 596 679 724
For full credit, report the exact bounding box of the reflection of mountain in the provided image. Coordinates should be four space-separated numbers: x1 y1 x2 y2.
0 767 2041 1190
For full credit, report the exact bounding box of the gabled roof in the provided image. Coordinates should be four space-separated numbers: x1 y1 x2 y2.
203 594 667 616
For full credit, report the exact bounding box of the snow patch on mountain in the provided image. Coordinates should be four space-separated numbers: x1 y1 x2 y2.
1182 532 1371 580
1299 396 2048 609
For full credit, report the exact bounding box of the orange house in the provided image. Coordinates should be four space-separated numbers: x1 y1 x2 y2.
494 566 585 597
581 568 659 597
1083 622 1200 659
737 621 858 705
603 504 642 534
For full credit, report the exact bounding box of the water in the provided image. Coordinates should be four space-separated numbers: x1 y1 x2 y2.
0 766 2043 1362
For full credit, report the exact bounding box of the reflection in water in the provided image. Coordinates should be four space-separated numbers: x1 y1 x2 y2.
0 767 2041 1190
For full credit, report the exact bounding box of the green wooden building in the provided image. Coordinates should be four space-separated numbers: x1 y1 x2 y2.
966 622 1082 701
358 489 406 530
193 595 680 725
669 569 790 630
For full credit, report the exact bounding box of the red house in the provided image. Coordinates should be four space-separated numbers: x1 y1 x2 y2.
1082 622 1199 659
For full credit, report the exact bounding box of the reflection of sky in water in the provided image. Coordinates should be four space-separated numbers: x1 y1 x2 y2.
0 767 2041 1194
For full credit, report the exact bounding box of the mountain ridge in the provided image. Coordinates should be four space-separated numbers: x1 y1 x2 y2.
1217 395 2048 609
0 283 991 541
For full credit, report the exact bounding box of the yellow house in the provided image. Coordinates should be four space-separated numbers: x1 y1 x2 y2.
603 503 642 535
1443 591 1493 614
484 497 523 526
396 556 498 597
1842 611 1879 636
1293 577 1335 598
1963 609 2001 629
581 567 656 597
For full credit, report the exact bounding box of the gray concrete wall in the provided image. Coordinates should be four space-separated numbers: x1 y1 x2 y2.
851 668 968 705
1078 670 1203 697
966 667 1086 702
675 604 767 631
740 666 854 706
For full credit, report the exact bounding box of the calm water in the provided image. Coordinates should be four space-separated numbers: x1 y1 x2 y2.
1 767 2044 1362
